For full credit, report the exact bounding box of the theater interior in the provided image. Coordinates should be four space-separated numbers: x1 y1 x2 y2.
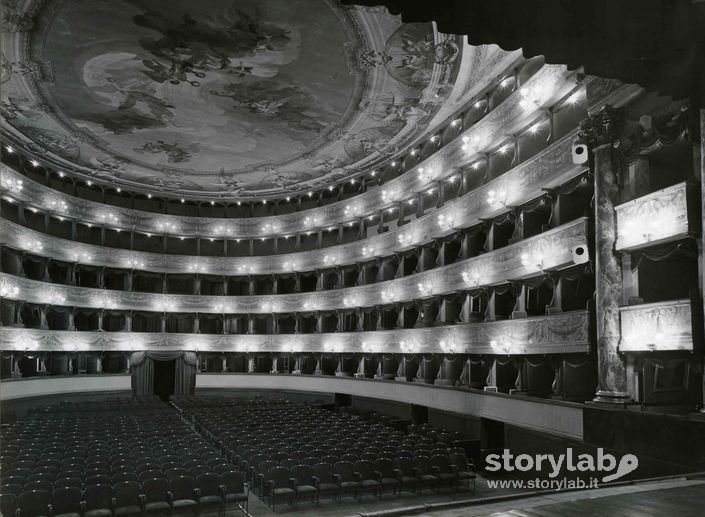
1 1 704 515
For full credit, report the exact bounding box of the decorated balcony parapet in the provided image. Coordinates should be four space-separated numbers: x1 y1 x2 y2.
615 181 699 252
0 309 589 354
0 218 588 313
619 299 697 352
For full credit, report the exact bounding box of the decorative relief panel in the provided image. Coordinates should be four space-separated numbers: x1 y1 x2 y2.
0 65 576 237
0 309 589 354
619 299 695 352
615 182 695 251
0 135 585 275
0 218 588 312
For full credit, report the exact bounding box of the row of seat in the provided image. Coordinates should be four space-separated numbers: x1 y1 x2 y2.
0 472 249 517
172 396 477 510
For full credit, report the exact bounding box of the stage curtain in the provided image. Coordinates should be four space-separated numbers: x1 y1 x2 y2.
130 351 196 396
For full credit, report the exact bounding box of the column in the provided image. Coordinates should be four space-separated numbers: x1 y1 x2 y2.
587 107 631 404
193 314 200 334
700 108 705 412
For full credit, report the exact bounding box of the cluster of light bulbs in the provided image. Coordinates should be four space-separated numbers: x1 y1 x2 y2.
437 213 456 230
1 176 24 192
342 295 359 307
461 270 481 286
72 252 93 263
417 281 433 296
520 251 544 270
397 232 413 247
486 189 508 208
126 258 145 269
0 279 19 297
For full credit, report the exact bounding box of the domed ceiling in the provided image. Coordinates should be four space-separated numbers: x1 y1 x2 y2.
1 0 517 198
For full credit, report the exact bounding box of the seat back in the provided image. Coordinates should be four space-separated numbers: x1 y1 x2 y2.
221 471 245 494
84 483 113 510
170 475 197 500
333 461 355 482
450 452 471 471
113 480 142 507
51 486 82 514
291 465 315 486
196 473 221 497
143 477 169 503
353 459 376 480
265 466 291 489
24 480 53 493
374 458 397 477
17 489 50 517
0 493 17 517
430 454 452 473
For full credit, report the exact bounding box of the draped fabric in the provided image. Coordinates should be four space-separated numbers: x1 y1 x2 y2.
631 239 698 271
342 0 705 108
130 351 197 396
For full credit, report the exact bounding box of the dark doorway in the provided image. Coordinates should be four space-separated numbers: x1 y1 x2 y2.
153 359 176 402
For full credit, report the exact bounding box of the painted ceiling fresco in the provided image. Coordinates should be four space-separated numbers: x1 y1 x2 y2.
0 0 516 198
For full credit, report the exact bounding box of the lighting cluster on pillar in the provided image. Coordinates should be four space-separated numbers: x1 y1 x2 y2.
344 203 362 217
461 270 481 286
156 221 177 232
380 288 398 303
21 237 44 252
461 134 483 154
342 294 359 307
323 254 338 266
417 281 433 296
520 251 544 270
260 300 278 312
437 213 457 230
72 252 93 263
397 232 413 247
381 189 396 204
281 260 298 271
236 264 256 275
0 278 20 297
99 212 119 225
48 199 69 213
1 175 23 193
44 289 66 305
361 245 376 257
261 222 281 235
417 167 436 183
126 258 145 269
156 299 176 312
486 189 508 209
303 215 322 229
212 301 232 313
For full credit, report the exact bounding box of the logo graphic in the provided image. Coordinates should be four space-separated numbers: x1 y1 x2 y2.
485 448 638 485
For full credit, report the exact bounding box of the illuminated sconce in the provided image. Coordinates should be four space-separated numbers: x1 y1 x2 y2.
261 222 281 234
236 264 255 274
490 333 520 355
520 251 544 270
21 238 44 253
1 176 23 193
156 221 176 232
400 339 415 354
282 260 298 271
260 300 277 312
72 252 92 263
380 288 397 303
417 167 435 183
44 289 66 305
30 159 40 168
303 215 321 228
344 203 361 217
381 189 392 203
361 245 376 257
461 270 481 286
342 295 358 307
486 189 508 209
126 258 145 269
99 212 119 224
397 232 413 247
0 278 19 297
439 339 456 354
437 213 457 230
156 299 175 312
213 302 232 314
429 135 439 143
417 281 433 296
